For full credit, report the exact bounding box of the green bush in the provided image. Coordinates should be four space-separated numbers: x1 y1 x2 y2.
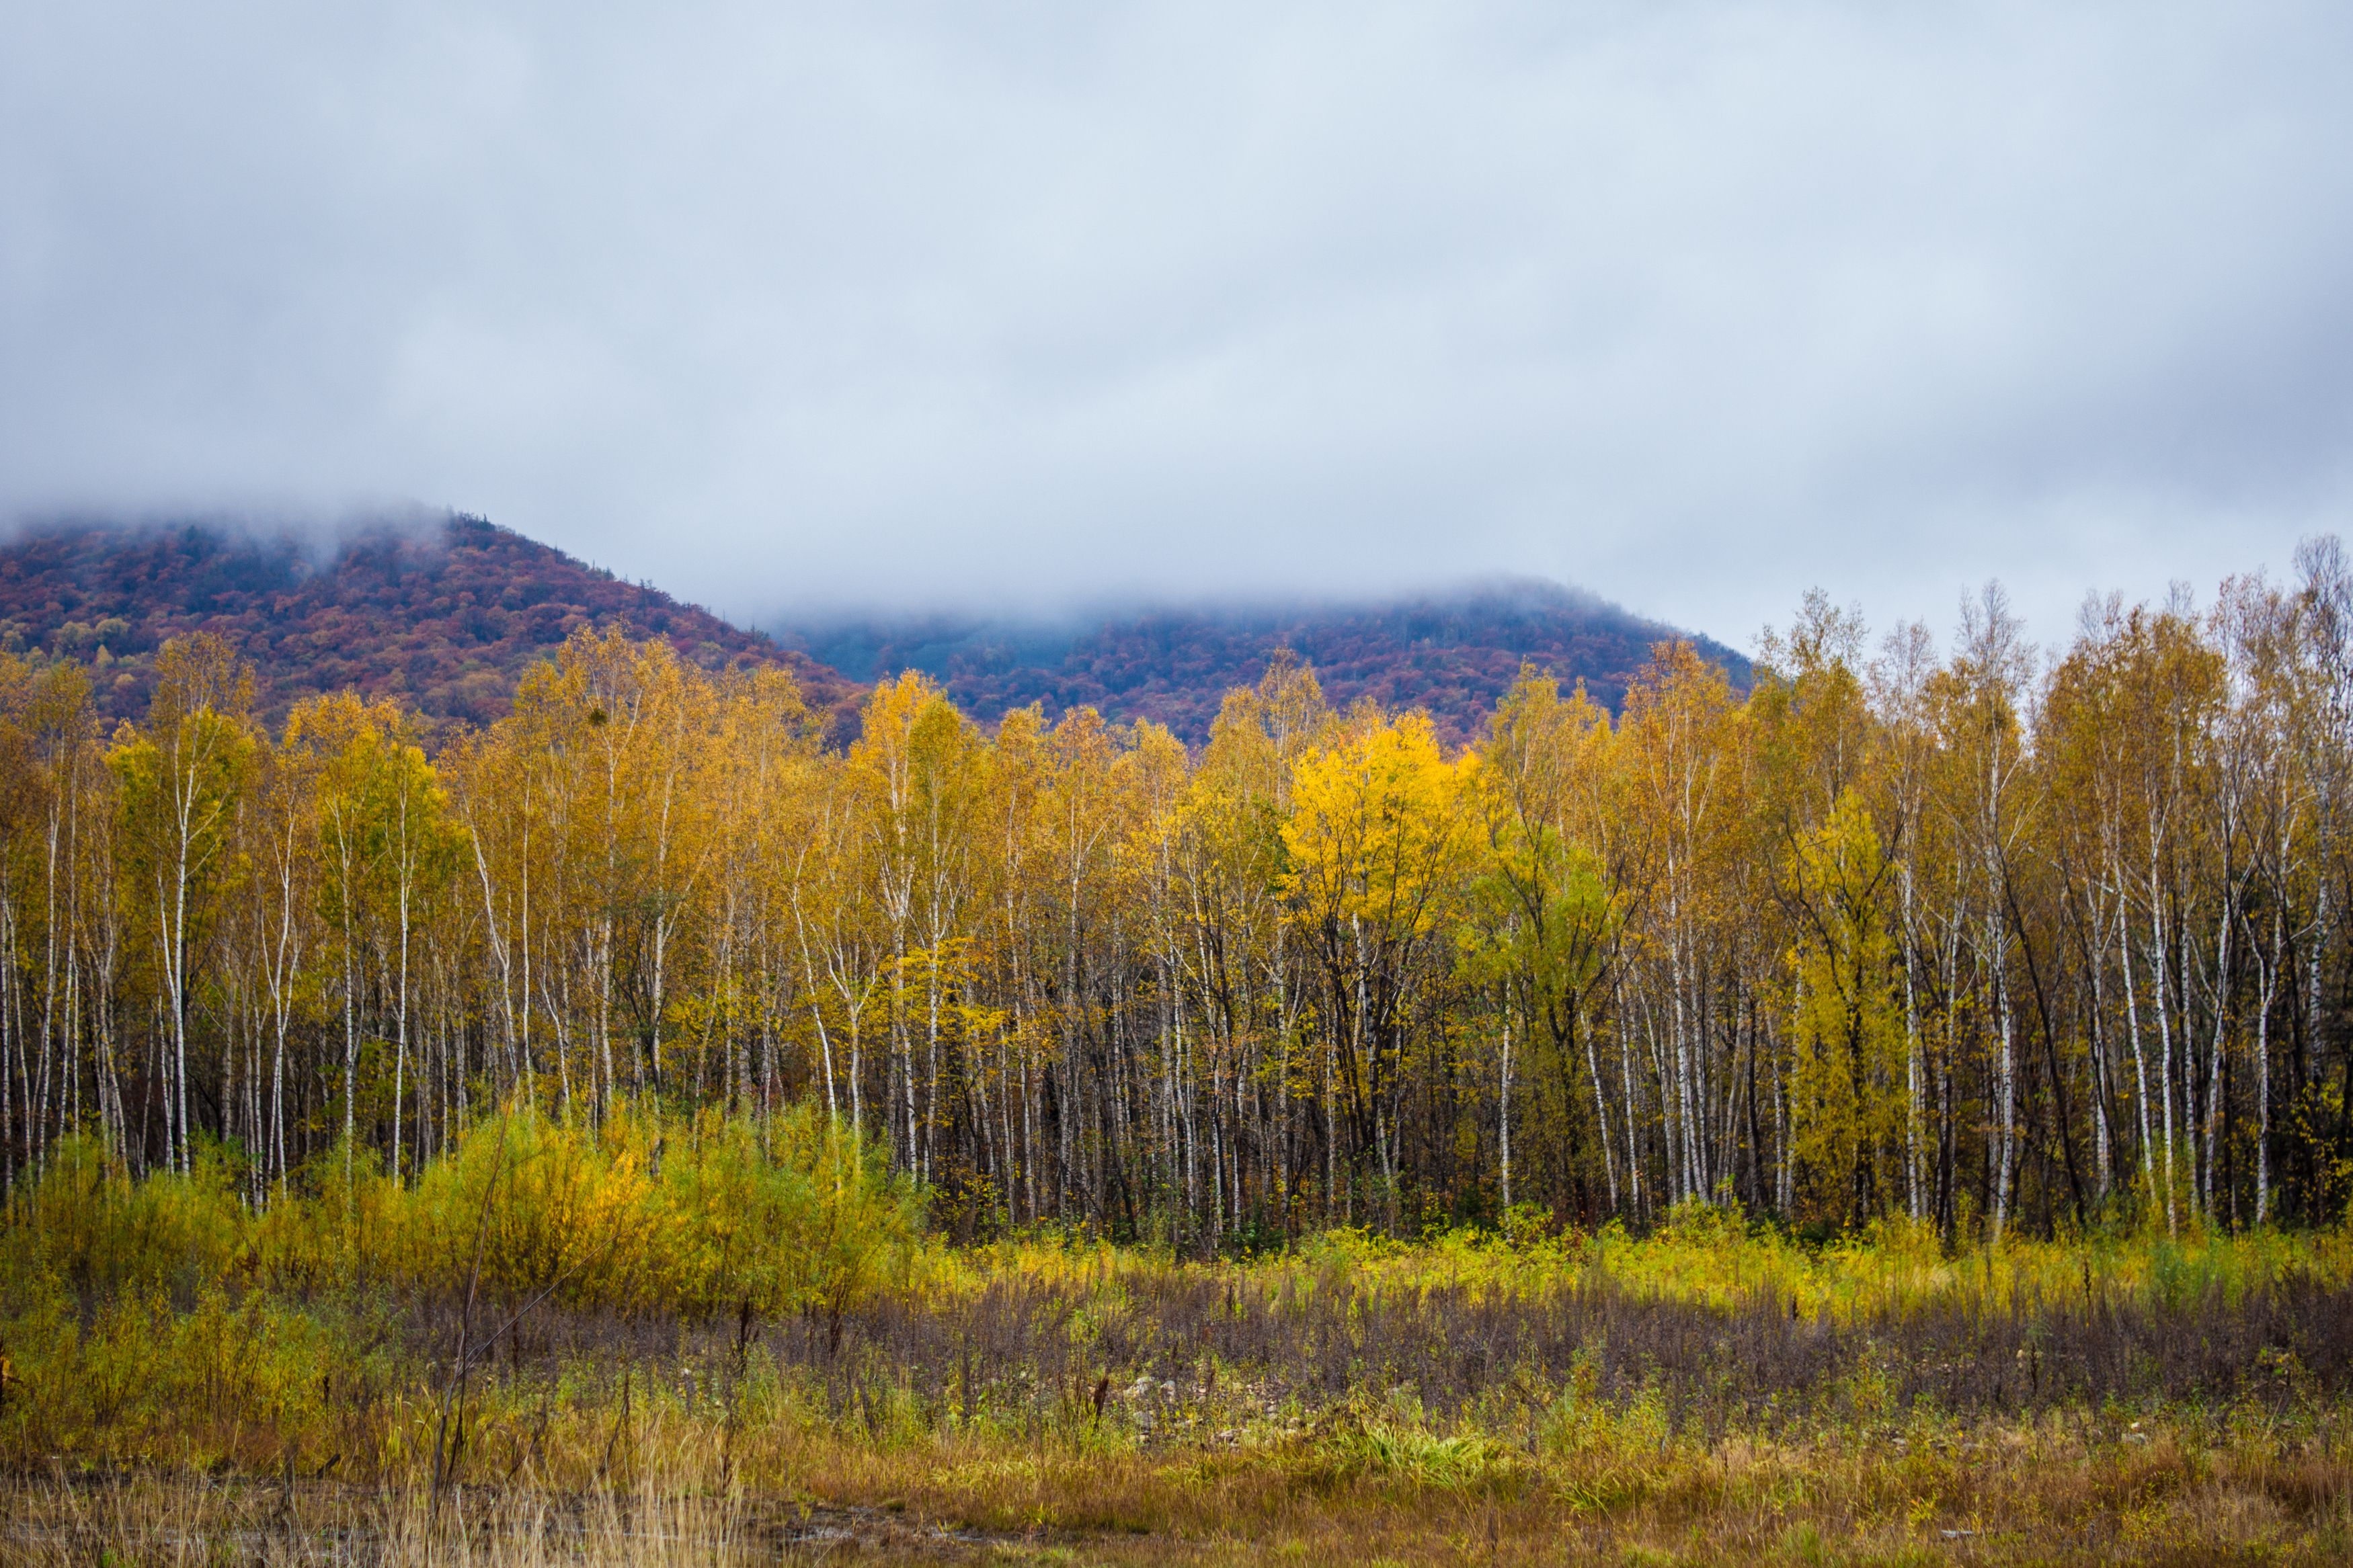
3 1137 245 1307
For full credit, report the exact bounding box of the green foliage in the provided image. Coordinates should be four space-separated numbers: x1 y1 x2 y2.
665 1101 924 1321
3 1137 244 1307
1315 1419 1519 1493
1458 821 1614 1007
5 1102 920 1327
0 1100 924 1477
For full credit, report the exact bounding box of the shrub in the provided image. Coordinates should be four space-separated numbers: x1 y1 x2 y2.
659 1102 922 1325
395 1107 658 1313
3 1137 244 1308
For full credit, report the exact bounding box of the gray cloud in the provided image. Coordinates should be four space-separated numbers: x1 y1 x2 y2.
4 1 2349 653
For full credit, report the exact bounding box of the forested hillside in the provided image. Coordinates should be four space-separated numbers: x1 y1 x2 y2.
776 579 1751 745
0 522 1741 751
1 539 2346 1249
0 515 859 730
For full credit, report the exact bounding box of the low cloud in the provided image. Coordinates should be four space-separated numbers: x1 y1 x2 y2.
4 2 2348 653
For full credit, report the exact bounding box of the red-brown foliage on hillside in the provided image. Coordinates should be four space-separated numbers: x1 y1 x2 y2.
0 515 860 733
780 580 1751 747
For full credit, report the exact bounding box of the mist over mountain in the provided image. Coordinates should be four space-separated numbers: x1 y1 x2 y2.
0 513 859 731
773 580 1750 747
0 516 1746 747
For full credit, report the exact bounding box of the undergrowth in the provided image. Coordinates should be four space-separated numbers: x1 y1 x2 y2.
3 1122 2350 1564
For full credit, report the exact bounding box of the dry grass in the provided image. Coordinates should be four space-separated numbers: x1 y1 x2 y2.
2 1418 2349 1565
9 1206 2353 1563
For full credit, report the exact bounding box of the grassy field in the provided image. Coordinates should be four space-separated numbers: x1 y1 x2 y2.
4 1133 2352 1563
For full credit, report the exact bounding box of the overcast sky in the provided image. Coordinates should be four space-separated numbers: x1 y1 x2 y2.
4 2 2350 653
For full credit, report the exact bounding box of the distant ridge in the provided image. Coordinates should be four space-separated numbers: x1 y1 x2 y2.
0 518 1747 748
0 514 861 732
774 579 1751 747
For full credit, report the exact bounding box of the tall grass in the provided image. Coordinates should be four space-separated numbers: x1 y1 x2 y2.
4 1128 2352 1562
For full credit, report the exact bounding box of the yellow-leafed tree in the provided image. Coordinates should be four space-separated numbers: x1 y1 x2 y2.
1786 789 1907 1227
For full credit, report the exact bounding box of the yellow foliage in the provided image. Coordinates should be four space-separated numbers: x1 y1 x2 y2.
1785 790 1910 1227
1282 712 1472 938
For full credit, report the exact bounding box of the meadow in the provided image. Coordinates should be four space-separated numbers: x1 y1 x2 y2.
3 1108 2350 1565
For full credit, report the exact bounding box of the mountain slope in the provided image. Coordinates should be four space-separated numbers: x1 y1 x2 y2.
776 579 1751 746
0 518 1748 749
0 515 861 731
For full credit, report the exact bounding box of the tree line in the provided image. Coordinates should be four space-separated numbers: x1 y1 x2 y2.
3 540 2352 1245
